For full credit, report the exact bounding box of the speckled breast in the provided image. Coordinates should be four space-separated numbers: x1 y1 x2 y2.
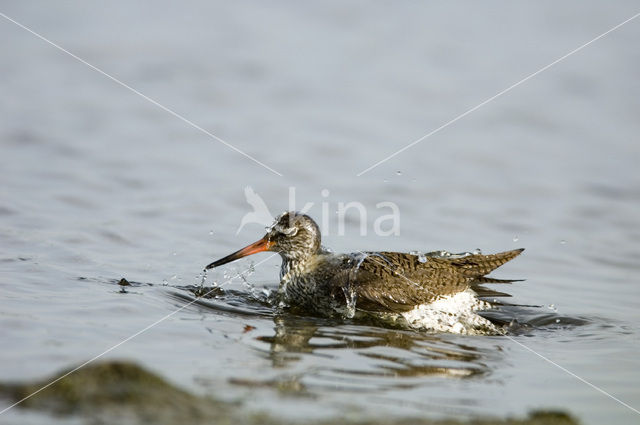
280 267 342 315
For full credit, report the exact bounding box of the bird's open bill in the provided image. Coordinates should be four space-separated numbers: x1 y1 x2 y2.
205 237 273 269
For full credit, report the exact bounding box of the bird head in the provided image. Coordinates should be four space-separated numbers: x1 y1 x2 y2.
206 211 321 269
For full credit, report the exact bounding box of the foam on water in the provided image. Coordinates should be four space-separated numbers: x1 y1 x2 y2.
400 289 501 335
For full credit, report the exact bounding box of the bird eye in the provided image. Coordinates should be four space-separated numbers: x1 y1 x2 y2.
282 226 298 237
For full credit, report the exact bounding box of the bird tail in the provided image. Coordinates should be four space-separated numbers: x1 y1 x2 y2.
451 248 524 279
471 276 524 284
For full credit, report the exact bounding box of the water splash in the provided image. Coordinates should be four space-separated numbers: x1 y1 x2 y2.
401 289 500 335
409 250 427 263
342 286 357 319
333 252 370 318
353 251 369 270
240 262 262 297
320 245 333 253
426 250 480 259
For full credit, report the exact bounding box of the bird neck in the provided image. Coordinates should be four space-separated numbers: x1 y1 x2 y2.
279 252 316 283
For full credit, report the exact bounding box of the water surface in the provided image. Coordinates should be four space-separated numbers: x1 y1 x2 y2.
1 2 639 424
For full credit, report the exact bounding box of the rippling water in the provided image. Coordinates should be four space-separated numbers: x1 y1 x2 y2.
1 1 639 424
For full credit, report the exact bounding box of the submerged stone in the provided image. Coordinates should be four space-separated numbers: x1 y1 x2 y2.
0 361 580 425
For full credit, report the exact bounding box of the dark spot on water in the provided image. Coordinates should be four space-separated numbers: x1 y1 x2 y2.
0 206 16 216
586 183 640 201
55 194 97 209
6 129 41 145
108 278 152 288
100 230 132 245
114 176 147 190
118 278 131 293
0 256 32 263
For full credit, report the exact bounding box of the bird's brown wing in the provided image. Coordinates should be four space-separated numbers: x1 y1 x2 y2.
433 249 525 279
341 250 524 313
339 252 466 313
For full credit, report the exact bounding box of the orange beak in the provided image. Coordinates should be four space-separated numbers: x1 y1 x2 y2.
205 236 274 270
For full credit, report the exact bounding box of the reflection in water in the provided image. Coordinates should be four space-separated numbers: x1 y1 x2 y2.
165 281 589 401
256 314 491 385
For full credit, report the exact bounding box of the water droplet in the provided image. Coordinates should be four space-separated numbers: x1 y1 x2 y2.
560 239 567 245
396 170 402 176
555 319 561 323
513 236 519 242
172 252 177 256
209 230 214 236
383 179 388 183
547 304 557 311
321 189 329 197
342 286 357 319
409 251 427 263
162 279 168 286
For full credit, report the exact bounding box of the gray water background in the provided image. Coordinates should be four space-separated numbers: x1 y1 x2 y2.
1 1 639 424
